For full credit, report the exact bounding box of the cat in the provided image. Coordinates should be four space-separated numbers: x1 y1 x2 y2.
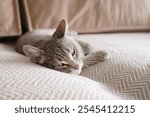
16 19 107 74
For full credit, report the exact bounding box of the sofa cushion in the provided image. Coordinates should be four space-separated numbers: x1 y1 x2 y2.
24 0 150 33
0 0 21 36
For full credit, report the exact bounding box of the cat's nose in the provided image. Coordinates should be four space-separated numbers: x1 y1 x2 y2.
71 63 79 70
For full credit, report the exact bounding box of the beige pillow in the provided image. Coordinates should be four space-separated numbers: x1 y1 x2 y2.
24 0 150 33
0 0 21 36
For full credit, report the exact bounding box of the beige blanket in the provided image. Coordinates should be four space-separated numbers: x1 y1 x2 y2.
0 33 150 99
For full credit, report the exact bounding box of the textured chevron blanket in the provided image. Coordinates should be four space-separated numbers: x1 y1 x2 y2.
0 33 150 99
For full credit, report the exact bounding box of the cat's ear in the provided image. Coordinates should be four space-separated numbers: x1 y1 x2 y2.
23 45 46 64
52 19 68 39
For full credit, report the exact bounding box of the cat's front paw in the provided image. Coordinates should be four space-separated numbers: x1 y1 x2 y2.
95 50 108 61
82 50 108 68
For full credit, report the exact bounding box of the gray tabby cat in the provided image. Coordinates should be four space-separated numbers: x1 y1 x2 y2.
16 19 107 74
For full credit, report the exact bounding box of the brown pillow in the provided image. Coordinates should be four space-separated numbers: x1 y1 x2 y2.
0 0 21 36
24 0 150 33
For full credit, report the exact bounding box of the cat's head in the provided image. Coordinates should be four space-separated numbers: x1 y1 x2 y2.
23 19 83 74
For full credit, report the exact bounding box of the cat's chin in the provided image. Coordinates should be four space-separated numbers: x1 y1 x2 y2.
70 70 81 75
70 62 83 75
69 68 82 75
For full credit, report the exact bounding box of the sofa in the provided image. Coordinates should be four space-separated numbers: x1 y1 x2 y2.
0 0 150 100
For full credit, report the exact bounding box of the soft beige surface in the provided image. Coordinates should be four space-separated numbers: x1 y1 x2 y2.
24 0 150 33
80 33 150 99
0 0 21 36
0 33 150 99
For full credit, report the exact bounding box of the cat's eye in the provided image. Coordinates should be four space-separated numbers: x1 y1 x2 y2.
59 63 67 67
72 49 76 56
61 63 66 66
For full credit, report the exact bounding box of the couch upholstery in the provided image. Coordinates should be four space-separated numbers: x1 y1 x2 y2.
24 0 150 33
0 0 21 36
0 0 150 37
0 0 150 100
